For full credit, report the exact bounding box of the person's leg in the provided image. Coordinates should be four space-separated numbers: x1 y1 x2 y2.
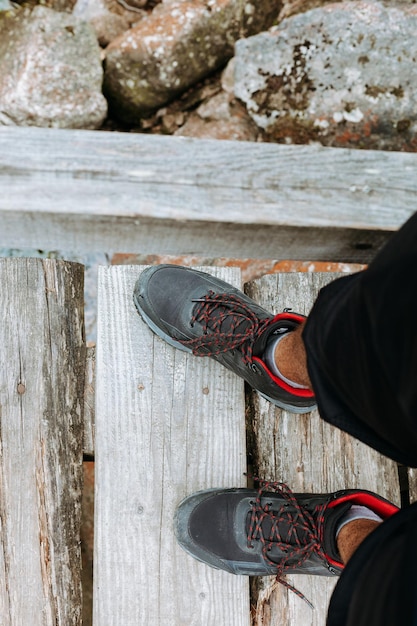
303 211 417 466
327 501 417 626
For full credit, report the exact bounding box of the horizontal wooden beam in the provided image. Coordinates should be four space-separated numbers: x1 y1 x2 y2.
1 127 415 261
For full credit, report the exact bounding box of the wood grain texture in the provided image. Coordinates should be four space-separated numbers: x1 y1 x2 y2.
0 127 415 260
83 345 95 457
94 266 249 626
408 468 417 503
245 272 401 626
0 259 85 626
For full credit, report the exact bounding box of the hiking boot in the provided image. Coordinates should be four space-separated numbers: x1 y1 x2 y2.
133 265 316 413
174 481 398 605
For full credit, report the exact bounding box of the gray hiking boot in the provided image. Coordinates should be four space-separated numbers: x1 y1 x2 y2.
174 481 398 606
133 264 316 413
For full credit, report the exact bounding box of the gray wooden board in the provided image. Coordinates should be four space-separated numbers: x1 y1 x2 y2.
0 127 415 260
245 272 401 626
94 265 250 626
83 345 95 457
408 468 417 503
0 259 85 626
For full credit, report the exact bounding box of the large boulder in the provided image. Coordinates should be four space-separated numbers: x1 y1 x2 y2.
234 1 417 150
0 6 107 128
103 0 281 123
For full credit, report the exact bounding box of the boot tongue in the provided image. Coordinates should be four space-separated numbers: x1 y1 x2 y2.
198 299 253 336
252 317 292 357
245 507 310 545
190 292 272 358
245 498 351 566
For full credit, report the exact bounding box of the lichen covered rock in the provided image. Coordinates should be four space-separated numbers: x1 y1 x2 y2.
103 0 281 123
234 1 417 150
0 6 107 128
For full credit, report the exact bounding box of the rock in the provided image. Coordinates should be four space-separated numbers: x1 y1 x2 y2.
197 91 231 121
0 6 107 128
174 95 259 141
173 110 259 141
103 0 281 123
73 0 142 47
47 0 78 12
122 0 149 8
220 57 236 96
94 13 134 48
279 0 338 21
161 110 185 133
234 1 417 150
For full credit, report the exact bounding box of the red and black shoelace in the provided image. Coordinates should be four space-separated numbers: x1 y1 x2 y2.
248 479 329 609
179 291 275 363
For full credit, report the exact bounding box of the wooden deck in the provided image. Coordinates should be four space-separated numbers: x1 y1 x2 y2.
0 127 414 624
0 258 405 626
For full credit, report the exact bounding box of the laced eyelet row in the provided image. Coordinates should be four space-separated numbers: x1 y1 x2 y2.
179 291 275 363
246 479 328 610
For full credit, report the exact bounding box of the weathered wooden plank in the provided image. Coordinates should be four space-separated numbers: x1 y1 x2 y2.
0 258 85 626
94 266 249 626
83 345 95 457
0 127 415 260
407 468 417 503
245 272 401 626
